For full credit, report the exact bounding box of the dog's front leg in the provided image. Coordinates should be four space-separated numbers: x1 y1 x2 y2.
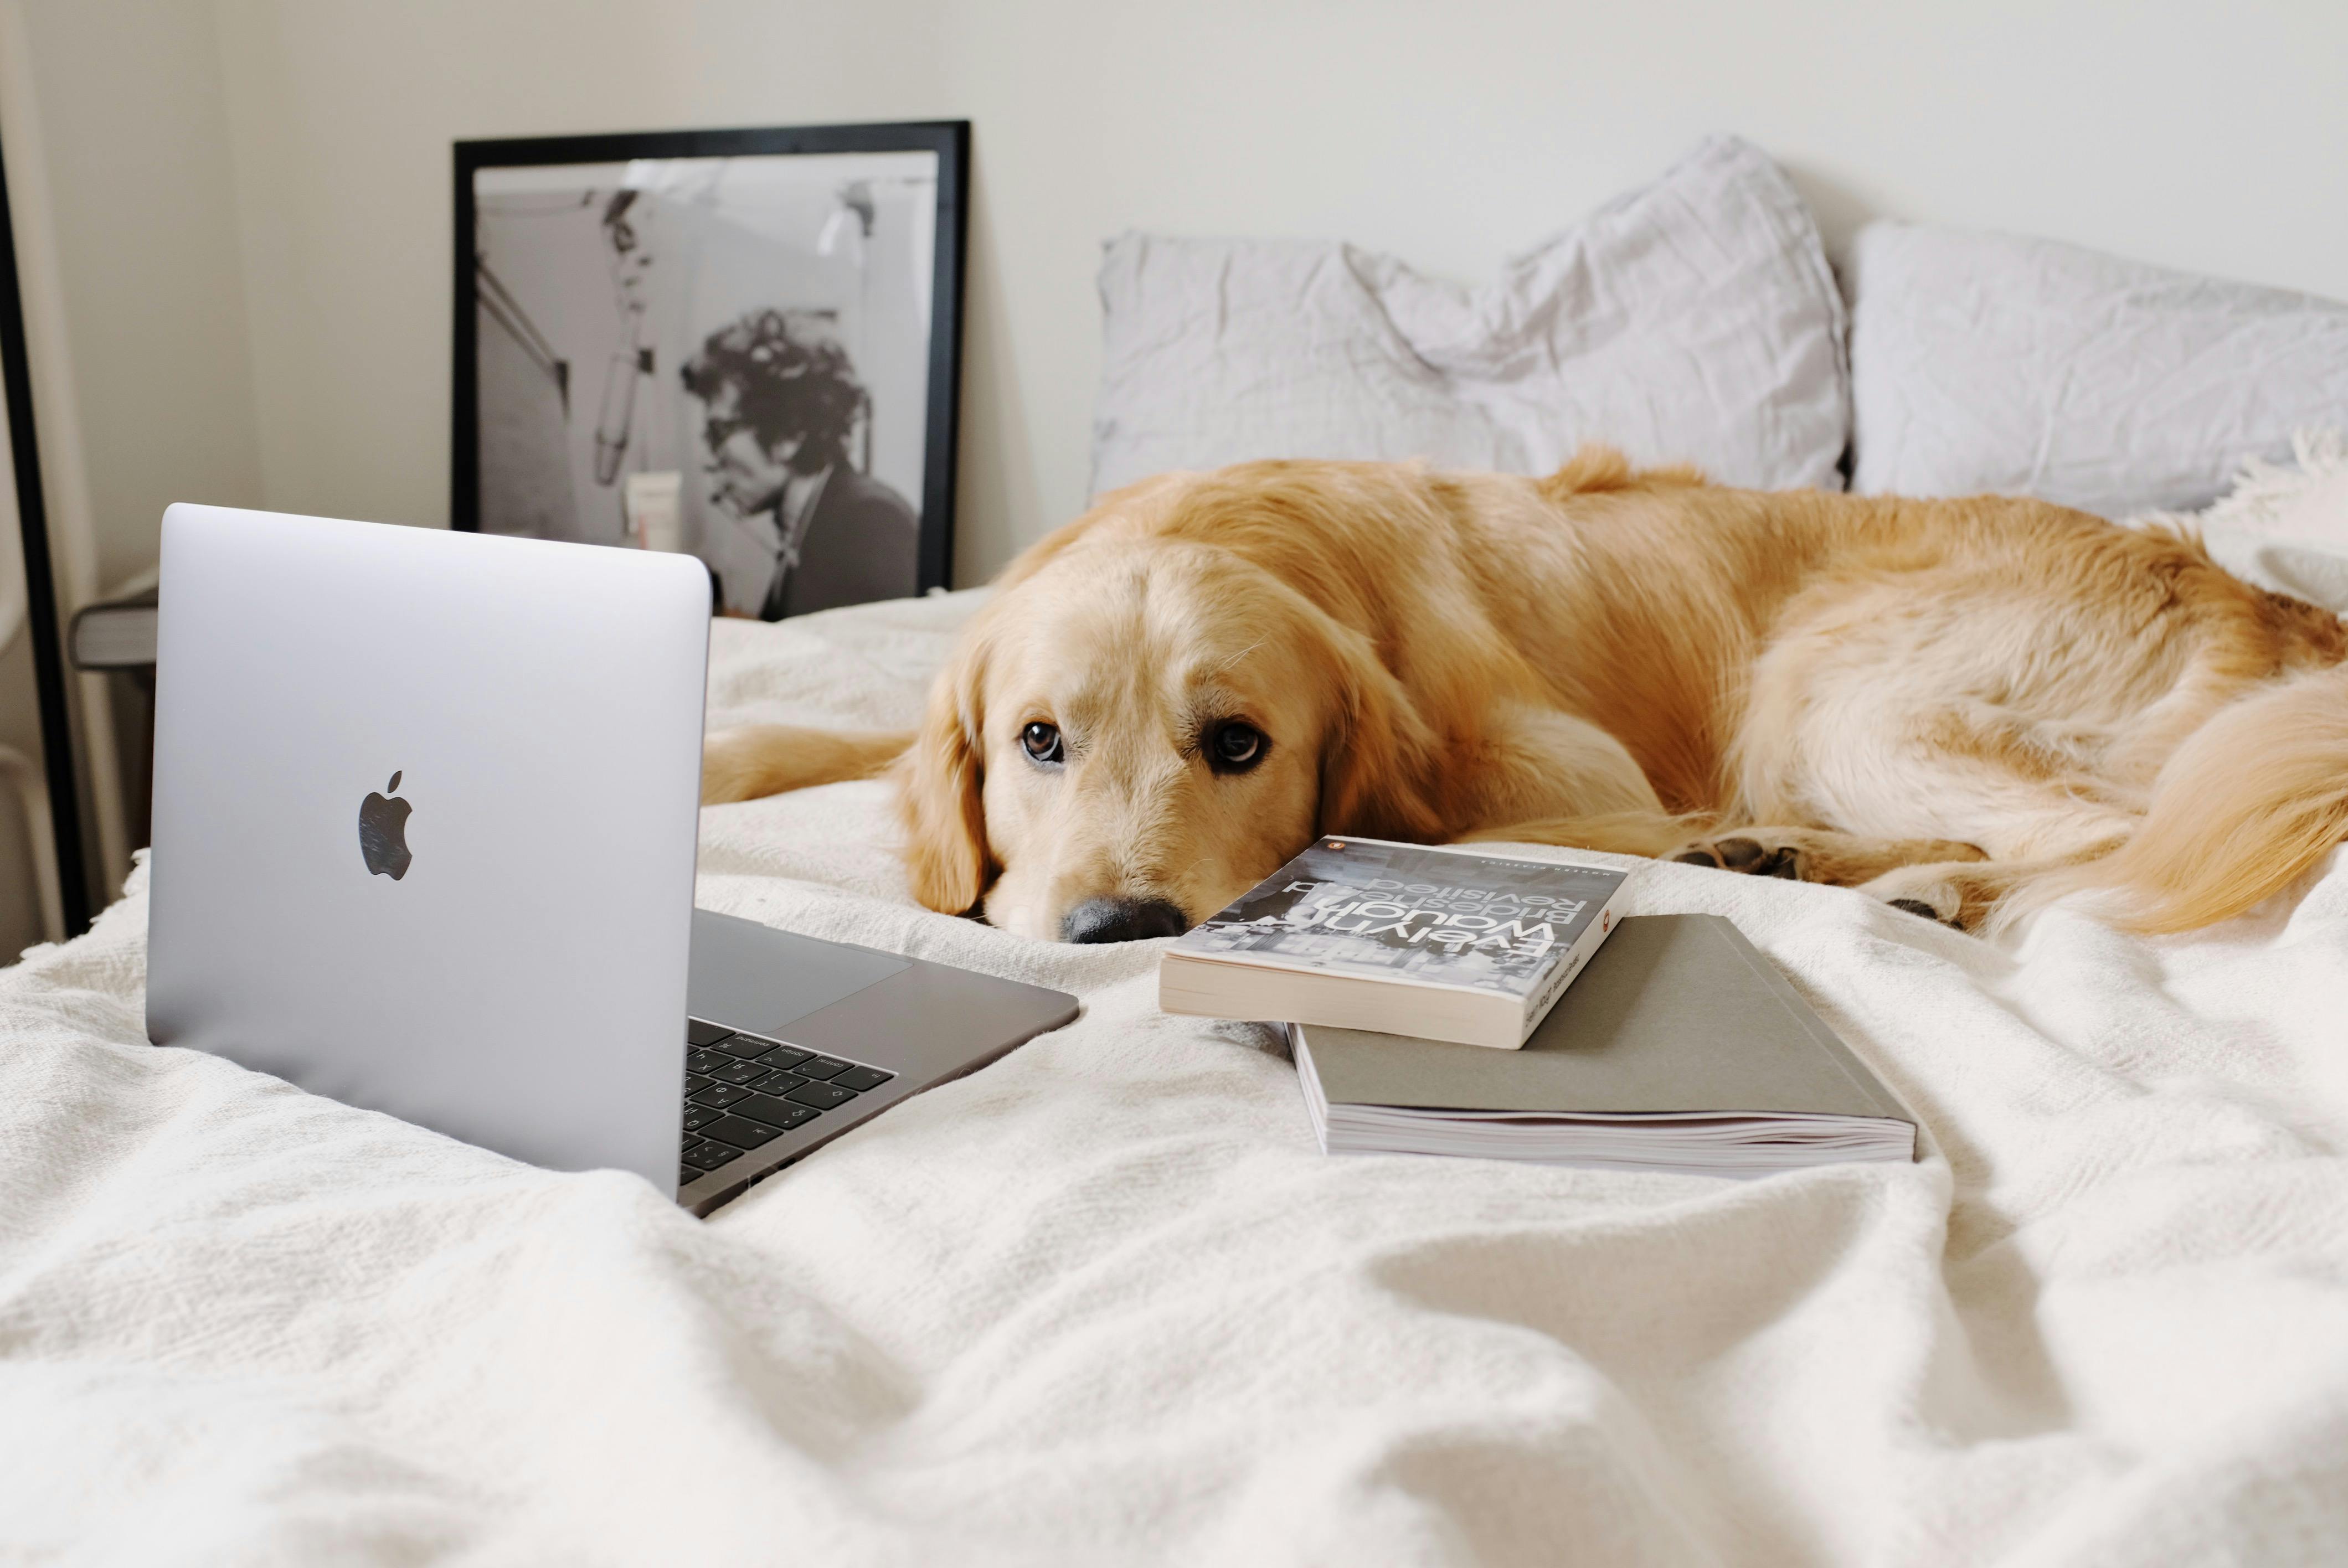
1450 704 1699 858
701 725 913 804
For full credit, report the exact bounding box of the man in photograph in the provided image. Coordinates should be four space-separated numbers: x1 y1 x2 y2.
681 310 919 619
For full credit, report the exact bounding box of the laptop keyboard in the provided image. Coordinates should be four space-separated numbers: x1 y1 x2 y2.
679 1018 895 1188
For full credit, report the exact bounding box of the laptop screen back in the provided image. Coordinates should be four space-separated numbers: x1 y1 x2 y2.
146 506 709 1188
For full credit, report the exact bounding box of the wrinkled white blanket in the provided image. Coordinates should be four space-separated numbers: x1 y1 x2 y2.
4 589 2346 1567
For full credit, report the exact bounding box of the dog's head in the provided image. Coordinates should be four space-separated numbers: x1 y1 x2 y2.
897 490 1448 941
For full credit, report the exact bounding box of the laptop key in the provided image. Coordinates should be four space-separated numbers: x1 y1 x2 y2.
681 1138 733 1171
831 1066 893 1094
686 1020 734 1049
747 1069 811 1095
691 1082 749 1108
734 1093 818 1131
686 1050 729 1077
701 1115 787 1152
682 1102 726 1132
684 1074 713 1095
755 1045 812 1071
791 1056 852 1081
784 1080 857 1110
714 1034 775 1060
710 1060 766 1087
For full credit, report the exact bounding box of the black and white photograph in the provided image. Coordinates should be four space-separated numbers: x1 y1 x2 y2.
454 124 966 617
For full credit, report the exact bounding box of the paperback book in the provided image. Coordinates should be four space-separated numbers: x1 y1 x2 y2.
1288 914 1918 1176
1157 836 1630 1049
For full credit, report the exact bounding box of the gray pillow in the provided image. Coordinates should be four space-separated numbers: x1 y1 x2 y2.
1846 223 2348 518
1090 136 1850 497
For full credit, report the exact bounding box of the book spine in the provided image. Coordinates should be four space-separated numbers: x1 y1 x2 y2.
1285 1023 1332 1153
1516 876 1634 1043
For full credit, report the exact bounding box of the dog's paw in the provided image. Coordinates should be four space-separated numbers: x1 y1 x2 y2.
1670 828 1990 890
1865 865 1979 931
1671 835 1803 880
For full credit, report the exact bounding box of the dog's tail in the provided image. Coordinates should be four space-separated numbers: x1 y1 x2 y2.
701 725 913 805
2006 664 2348 933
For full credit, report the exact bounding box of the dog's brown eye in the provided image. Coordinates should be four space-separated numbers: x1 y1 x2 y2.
1021 721 1064 766
1208 721 1266 772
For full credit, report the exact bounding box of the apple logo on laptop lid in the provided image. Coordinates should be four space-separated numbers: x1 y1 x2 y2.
358 770 414 880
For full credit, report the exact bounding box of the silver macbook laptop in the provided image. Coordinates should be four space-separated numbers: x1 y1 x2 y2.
145 504 1077 1215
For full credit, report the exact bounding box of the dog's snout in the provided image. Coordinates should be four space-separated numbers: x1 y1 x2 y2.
1061 896 1188 944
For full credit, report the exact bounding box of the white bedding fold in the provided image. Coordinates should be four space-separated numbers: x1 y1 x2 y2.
3 589 2345 1566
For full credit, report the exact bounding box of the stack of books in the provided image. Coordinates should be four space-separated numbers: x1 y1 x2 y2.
69 585 159 670
1159 837 1915 1177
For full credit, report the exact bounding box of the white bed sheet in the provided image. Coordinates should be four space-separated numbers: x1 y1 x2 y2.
3 590 2346 1566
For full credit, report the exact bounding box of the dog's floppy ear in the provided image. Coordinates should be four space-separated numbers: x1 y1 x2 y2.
895 642 995 914
1316 623 1449 843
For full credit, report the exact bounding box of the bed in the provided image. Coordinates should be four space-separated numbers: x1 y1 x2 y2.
4 539 2346 1561
6 140 2348 1564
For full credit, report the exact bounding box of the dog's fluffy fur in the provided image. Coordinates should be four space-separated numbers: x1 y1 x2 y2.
703 449 2348 941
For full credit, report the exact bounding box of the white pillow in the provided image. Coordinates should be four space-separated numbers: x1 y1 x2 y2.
1090 136 1850 497
2137 430 2348 615
1847 224 2348 519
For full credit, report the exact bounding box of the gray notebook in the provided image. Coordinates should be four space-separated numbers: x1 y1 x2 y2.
1288 914 1917 1175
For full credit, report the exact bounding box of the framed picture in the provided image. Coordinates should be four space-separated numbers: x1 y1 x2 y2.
453 121 967 618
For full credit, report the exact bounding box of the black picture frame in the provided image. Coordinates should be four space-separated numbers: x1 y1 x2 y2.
451 120 969 607
0 128 92 934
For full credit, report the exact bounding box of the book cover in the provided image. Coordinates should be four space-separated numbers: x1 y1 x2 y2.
1174 837 1627 1001
1287 914 1918 1175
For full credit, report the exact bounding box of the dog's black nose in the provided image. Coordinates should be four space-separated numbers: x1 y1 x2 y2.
1061 896 1188 943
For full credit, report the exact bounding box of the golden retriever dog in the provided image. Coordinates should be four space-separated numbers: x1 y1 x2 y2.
702 448 2348 943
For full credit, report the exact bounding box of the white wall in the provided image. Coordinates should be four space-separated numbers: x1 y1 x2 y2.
19 0 261 591
31 0 2348 594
